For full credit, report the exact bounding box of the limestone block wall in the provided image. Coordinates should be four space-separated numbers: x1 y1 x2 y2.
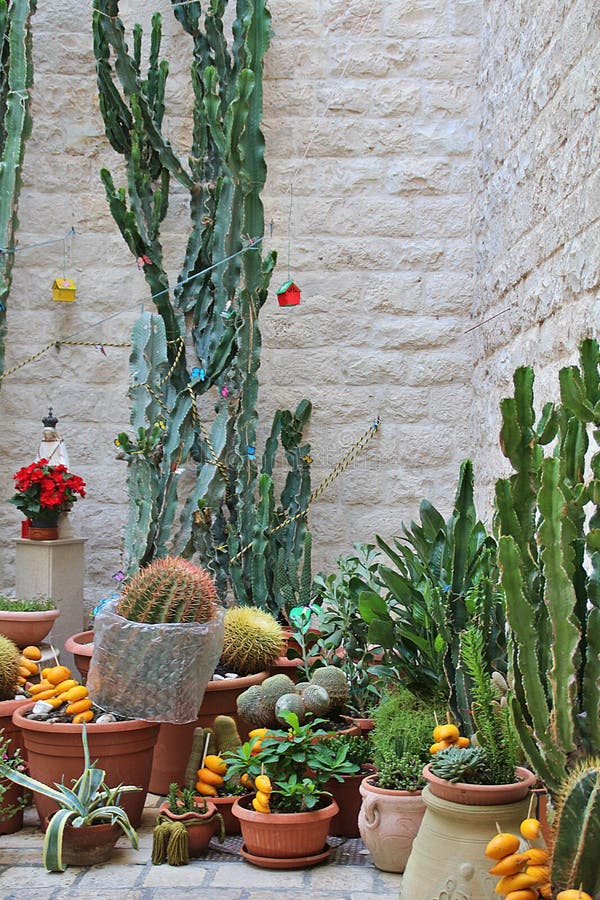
471 0 599 515
0 0 482 606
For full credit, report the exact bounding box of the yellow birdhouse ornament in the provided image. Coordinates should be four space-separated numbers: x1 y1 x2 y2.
52 278 76 302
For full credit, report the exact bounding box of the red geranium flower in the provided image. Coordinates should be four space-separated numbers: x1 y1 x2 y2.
9 459 86 520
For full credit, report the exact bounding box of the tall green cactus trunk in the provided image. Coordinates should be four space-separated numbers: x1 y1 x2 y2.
0 0 35 383
94 1 312 619
496 339 600 796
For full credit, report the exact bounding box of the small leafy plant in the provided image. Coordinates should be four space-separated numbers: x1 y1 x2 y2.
370 688 436 792
0 595 56 612
165 782 208 814
0 729 27 824
223 711 359 812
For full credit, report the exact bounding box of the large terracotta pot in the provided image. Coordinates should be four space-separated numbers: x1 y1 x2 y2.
149 670 269 795
13 703 159 828
0 608 59 648
358 774 425 872
233 793 338 867
64 629 93 680
158 799 219 857
400 783 542 900
57 820 122 867
211 794 241 835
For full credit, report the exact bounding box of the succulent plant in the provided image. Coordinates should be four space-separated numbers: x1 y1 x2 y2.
275 692 305 725
428 746 489 783
0 635 20 701
220 607 283 676
117 557 218 624
310 666 349 710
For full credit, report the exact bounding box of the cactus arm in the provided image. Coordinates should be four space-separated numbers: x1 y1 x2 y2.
537 457 580 754
0 0 35 380
551 762 600 896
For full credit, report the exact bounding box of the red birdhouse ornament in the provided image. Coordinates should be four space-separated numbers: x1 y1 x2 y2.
276 280 301 307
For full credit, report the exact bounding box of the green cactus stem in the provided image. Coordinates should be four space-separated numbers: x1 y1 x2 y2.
551 759 600 896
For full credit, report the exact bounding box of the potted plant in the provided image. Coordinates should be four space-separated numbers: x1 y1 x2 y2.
9 458 86 540
324 732 374 837
152 782 225 863
225 710 359 867
358 687 434 872
0 728 28 834
0 595 59 648
0 724 139 871
0 634 31 755
401 627 536 899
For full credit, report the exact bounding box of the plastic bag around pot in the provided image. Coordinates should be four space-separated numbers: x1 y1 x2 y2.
87 600 224 723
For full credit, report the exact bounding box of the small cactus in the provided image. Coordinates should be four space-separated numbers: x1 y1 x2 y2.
0 634 20 701
275 693 305 725
310 666 349 710
117 557 218 624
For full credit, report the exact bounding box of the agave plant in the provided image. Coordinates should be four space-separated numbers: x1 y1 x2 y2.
0 725 139 872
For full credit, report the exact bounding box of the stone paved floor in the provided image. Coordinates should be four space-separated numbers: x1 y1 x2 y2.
0 797 403 899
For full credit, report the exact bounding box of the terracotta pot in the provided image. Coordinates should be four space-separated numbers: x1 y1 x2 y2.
268 656 302 681
13 703 159 828
422 764 537 805
358 774 425 872
54 819 122 866
149 670 268 795
400 784 543 900
0 696 32 757
27 525 59 541
0 608 59 648
158 800 219 857
64 629 93 680
232 793 338 864
340 714 374 737
326 767 373 837
212 794 242 835
0 775 26 834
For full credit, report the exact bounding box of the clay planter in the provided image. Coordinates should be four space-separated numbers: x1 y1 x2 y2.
149 670 268 796
340 714 374 738
212 794 242 835
358 774 425 872
50 818 122 867
0 608 59 648
232 793 338 868
64 629 93 680
326 768 373 838
267 656 302 681
0 696 32 757
400 767 543 900
422 763 537 805
0 774 26 834
13 703 159 828
158 800 219 857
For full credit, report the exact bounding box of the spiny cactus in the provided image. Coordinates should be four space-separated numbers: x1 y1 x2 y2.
310 666 349 710
496 339 600 796
0 634 19 700
550 759 600 897
275 692 305 725
117 556 218 624
213 716 242 756
220 607 283 676
0 0 36 383
93 0 313 619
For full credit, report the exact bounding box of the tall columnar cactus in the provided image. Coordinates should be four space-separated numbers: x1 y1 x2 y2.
550 759 600 897
496 338 600 796
93 1 312 617
0 0 35 383
116 556 218 624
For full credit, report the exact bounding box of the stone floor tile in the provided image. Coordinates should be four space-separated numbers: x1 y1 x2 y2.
163 891 243 898
0 849 40 864
143 862 210 887
308 864 380 892
70 862 144 889
209 863 310 888
52 891 146 900
247 893 348 900
376 870 404 890
0 865 78 895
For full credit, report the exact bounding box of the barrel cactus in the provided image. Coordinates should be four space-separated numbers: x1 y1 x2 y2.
117 557 218 624
0 634 20 700
550 759 600 897
220 607 283 676
309 666 349 710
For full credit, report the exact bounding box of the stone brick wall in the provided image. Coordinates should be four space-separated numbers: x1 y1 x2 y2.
0 0 482 607
471 0 599 516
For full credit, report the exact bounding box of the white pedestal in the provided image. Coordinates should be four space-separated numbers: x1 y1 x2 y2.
15 537 85 670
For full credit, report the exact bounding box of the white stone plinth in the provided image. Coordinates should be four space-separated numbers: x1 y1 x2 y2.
15 538 85 670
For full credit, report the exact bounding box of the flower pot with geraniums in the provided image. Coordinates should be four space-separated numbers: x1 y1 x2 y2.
0 723 139 871
0 595 59 649
152 782 225 863
357 687 435 872
224 710 359 868
400 627 537 900
9 459 86 540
